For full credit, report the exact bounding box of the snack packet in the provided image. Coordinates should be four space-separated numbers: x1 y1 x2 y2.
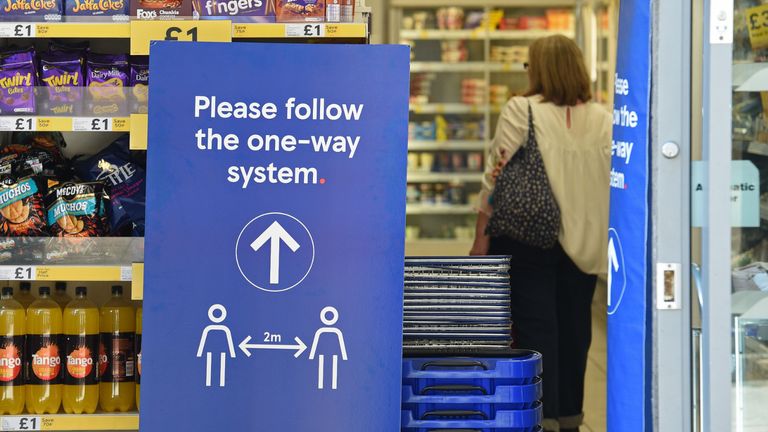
39 51 84 116
85 53 129 116
0 50 37 115
194 0 274 21
0 175 47 236
0 0 63 21
7 132 67 163
275 0 324 22
73 135 145 236
65 0 128 19
129 56 148 114
131 0 191 19
46 181 106 237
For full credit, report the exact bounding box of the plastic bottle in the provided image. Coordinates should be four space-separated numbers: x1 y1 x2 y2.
25 287 62 414
99 285 135 412
0 287 25 414
14 282 35 310
135 305 142 410
62 287 99 414
52 282 72 310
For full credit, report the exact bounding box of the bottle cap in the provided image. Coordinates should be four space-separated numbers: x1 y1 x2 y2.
19 282 30 292
75 286 87 296
39 286 50 296
55 281 67 292
111 285 123 295
2 287 12 297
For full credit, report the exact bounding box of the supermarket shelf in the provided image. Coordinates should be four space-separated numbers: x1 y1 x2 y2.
407 204 475 215
0 21 366 40
411 62 525 73
0 265 133 282
733 62 768 92
0 412 138 431
233 23 367 39
408 140 486 151
410 103 484 114
407 172 483 183
0 22 130 38
401 29 574 40
0 116 129 133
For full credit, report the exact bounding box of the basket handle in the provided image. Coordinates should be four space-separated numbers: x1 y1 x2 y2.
420 360 488 371
421 410 489 420
420 385 488 395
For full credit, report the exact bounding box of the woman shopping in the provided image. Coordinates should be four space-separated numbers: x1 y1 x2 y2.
470 35 611 432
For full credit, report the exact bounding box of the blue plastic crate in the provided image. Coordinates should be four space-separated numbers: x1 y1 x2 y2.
401 403 543 431
402 378 542 416
403 353 542 391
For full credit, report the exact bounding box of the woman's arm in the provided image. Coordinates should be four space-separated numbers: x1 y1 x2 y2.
470 211 490 255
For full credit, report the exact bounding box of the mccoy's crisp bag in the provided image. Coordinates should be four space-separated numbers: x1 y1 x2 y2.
46 181 107 237
0 175 47 236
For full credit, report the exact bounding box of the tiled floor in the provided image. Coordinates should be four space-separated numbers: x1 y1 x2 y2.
583 292 608 432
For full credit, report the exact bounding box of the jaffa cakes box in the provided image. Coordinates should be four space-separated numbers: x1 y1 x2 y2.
65 0 128 20
193 0 274 21
0 0 62 21
131 0 191 19
275 0 323 22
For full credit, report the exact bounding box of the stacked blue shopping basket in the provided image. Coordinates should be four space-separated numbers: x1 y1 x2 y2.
402 257 543 431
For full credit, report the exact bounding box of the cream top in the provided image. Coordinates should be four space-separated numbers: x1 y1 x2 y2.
479 95 612 275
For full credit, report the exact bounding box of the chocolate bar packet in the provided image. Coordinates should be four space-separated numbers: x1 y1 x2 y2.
0 175 47 236
46 181 106 237
0 51 36 115
73 135 144 236
129 56 148 114
275 0 324 22
65 0 128 20
0 0 63 21
40 51 84 116
86 53 129 116
132 0 190 19
194 0 274 21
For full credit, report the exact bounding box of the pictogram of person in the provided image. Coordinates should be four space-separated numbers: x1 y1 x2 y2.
309 306 348 390
196 304 236 387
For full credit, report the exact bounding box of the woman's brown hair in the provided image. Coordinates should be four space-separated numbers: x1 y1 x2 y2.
524 35 592 107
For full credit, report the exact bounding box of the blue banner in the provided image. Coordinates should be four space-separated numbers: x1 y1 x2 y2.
141 42 410 432
608 1 652 431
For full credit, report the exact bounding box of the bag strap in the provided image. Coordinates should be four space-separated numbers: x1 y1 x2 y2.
527 101 536 143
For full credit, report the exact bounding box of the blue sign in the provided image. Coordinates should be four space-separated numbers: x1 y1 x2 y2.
608 0 652 430
140 42 410 432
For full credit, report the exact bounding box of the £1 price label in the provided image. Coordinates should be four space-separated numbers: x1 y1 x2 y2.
1 416 40 431
12 266 35 281
0 23 35 38
73 117 112 132
0 117 35 132
286 23 325 38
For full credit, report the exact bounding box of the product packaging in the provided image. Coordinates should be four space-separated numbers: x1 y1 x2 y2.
0 50 37 115
0 175 47 236
193 0 274 21
39 51 84 116
7 132 67 164
131 0 190 19
0 0 62 21
340 0 352 22
73 135 145 236
275 0 323 22
45 182 107 237
65 0 128 20
129 56 148 114
85 53 129 116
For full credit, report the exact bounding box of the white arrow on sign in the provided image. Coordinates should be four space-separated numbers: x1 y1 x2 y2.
250 221 301 285
239 335 308 358
608 237 619 307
